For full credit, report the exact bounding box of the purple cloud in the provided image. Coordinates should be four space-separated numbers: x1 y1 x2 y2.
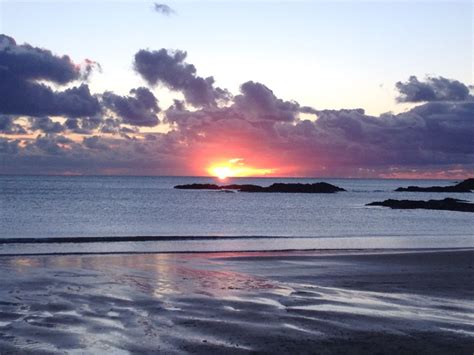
0 35 101 117
102 87 160 127
134 48 229 107
396 76 471 103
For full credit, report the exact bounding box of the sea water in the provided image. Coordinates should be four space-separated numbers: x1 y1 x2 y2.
0 176 472 254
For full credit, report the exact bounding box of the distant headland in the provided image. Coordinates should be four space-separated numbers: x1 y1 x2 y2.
395 178 474 193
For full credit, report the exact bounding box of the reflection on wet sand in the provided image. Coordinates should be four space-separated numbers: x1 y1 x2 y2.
2 253 281 298
0 249 473 353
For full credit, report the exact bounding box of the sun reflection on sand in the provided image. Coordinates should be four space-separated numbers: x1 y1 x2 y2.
4 253 280 298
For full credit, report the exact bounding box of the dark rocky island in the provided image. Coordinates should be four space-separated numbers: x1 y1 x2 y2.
367 198 474 213
395 178 474 193
175 182 345 193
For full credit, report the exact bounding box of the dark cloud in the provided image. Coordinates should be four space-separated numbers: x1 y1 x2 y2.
1 34 472 177
4 79 473 176
65 116 103 134
277 101 474 169
30 116 65 134
0 34 101 117
163 89 474 175
0 115 27 134
0 137 19 154
153 3 175 15
134 49 229 107
0 34 94 84
164 80 315 126
0 77 101 118
99 118 122 134
83 135 109 150
27 134 73 155
102 87 160 127
396 76 471 103
65 118 83 133
234 81 304 122
80 116 102 132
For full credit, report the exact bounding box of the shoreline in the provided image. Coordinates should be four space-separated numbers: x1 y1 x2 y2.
0 246 473 258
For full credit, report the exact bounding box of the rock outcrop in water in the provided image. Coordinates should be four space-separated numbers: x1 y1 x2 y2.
174 182 346 193
238 182 345 193
395 178 474 193
366 198 474 213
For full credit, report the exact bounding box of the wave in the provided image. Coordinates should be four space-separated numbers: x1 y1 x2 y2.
0 235 319 244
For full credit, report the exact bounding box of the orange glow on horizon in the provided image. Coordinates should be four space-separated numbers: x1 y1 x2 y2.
207 158 275 179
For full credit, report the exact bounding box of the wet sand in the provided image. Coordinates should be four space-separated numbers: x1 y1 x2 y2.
0 249 472 354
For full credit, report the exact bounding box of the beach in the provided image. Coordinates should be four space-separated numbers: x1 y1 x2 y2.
0 249 472 354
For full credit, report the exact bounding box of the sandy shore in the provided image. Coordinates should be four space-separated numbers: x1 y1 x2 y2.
0 249 473 354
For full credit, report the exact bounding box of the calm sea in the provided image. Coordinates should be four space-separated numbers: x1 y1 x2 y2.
0 176 473 254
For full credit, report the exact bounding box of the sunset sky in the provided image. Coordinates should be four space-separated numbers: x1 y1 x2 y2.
0 0 472 178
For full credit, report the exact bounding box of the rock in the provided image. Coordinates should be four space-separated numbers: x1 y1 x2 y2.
455 178 474 191
174 182 345 193
395 178 474 193
174 183 221 190
221 184 261 190
238 182 345 193
366 198 474 212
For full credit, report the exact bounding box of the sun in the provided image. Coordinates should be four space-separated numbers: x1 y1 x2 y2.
211 166 232 180
207 159 275 179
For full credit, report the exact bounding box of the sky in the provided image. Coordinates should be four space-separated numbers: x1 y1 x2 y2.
0 0 473 178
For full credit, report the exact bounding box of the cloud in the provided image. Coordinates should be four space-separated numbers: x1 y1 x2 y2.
83 135 109 150
164 80 315 128
163 91 474 176
153 3 175 16
0 115 27 134
0 137 19 154
64 116 103 135
0 34 101 117
30 116 65 134
0 34 94 84
1 35 472 178
3 79 473 176
102 87 160 127
99 118 122 134
234 81 305 122
396 76 471 102
134 48 229 107
27 134 74 155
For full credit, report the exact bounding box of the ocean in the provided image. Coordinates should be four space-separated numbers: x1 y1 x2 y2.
0 176 473 255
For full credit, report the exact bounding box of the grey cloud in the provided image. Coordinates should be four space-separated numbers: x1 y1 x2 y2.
83 135 109 150
28 134 73 155
0 34 94 84
165 87 474 173
102 87 160 127
134 48 229 107
2 33 473 178
1 70 101 118
100 118 122 134
0 34 101 117
0 115 27 134
234 81 303 122
153 3 175 15
0 137 19 154
30 116 65 134
396 76 471 103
